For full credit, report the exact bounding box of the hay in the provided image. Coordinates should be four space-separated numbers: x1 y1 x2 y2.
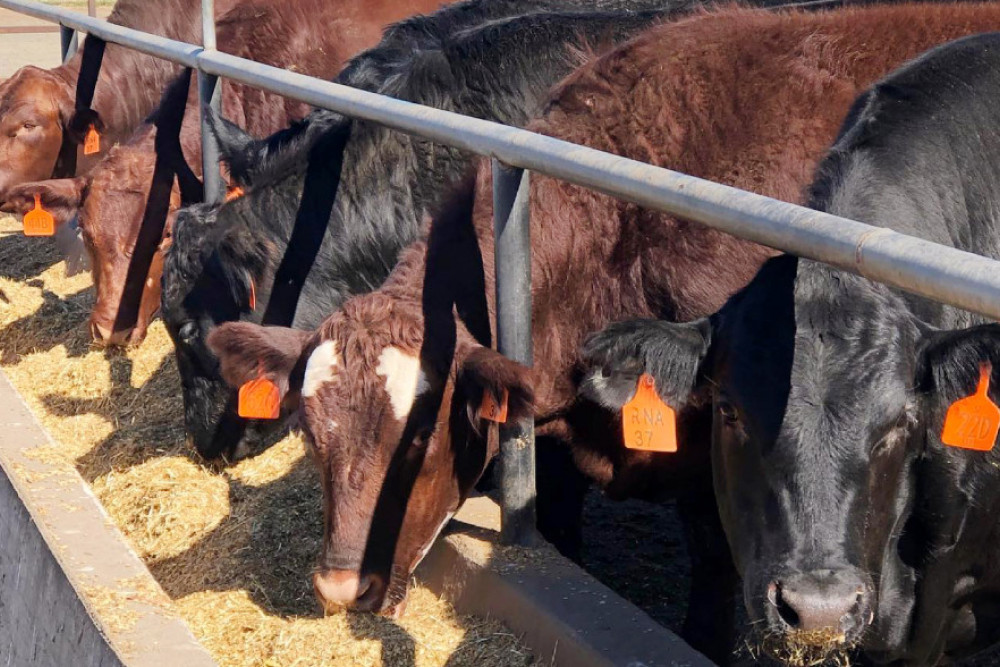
0 216 537 666
743 627 856 667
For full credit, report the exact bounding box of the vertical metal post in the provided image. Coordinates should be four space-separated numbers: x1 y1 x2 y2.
492 159 539 547
199 0 223 203
87 0 96 17
59 25 77 63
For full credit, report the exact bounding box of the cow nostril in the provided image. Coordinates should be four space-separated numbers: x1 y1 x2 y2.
768 581 802 629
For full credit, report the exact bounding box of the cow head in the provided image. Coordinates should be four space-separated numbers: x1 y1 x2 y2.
206 293 532 615
0 67 104 201
582 255 927 663
2 137 186 346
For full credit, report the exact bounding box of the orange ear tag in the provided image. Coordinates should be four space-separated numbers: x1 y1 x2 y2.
941 362 1000 451
225 185 244 202
622 373 678 453
248 278 257 311
479 389 509 423
23 194 55 237
83 125 100 156
238 376 281 420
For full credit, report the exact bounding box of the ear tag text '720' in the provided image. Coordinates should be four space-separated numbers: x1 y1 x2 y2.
622 373 678 453
942 363 1000 451
83 125 101 156
23 194 55 237
238 376 281 420
479 389 508 423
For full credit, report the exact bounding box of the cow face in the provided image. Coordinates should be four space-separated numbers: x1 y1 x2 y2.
162 201 266 459
0 67 104 201
0 68 73 200
583 256 922 663
78 143 174 347
207 296 532 616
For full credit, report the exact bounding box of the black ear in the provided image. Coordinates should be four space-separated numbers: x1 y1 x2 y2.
64 107 105 145
917 323 1000 402
580 318 713 410
206 108 258 184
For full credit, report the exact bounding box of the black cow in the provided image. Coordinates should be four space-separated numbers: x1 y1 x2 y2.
161 0 710 460
582 32 1000 665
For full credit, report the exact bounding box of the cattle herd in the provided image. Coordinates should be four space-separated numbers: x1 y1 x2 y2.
4 0 1000 664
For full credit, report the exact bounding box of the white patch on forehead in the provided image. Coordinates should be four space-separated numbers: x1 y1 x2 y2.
302 340 340 398
375 346 429 420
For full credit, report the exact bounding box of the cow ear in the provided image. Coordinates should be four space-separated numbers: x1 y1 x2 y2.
916 323 1000 401
206 107 257 184
207 322 314 398
65 107 105 145
456 346 534 428
0 177 86 226
580 318 713 410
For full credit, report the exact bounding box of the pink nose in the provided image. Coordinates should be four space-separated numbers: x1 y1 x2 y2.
313 570 382 613
91 321 134 347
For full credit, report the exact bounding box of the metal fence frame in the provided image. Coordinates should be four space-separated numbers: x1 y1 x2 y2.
5 0 1000 545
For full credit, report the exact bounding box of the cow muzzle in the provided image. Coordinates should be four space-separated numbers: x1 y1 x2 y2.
91 321 135 347
313 569 386 614
764 569 874 649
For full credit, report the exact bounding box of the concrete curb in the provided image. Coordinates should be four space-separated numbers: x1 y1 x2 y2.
0 370 216 667
417 496 717 667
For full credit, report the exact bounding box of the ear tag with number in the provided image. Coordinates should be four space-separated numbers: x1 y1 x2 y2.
225 185 244 202
941 363 1000 451
479 389 509 423
83 124 101 156
238 376 281 420
23 194 55 237
622 373 678 453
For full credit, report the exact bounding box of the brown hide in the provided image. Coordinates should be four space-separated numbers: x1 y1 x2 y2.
0 0 246 200
209 2 1000 614
6 0 450 346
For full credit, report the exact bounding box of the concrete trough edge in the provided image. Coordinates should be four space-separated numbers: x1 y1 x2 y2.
0 369 216 667
417 496 718 667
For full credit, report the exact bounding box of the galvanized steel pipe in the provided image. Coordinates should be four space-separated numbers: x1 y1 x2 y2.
2 0 1000 315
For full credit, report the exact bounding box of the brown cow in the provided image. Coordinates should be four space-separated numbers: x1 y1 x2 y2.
205 3 1000 662
0 0 245 202
0 0 450 346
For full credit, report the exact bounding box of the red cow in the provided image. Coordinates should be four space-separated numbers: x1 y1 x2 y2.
0 0 450 346
0 0 245 202
203 3 1000 662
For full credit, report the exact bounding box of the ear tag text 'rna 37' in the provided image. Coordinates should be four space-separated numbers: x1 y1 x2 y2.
622 373 678 453
479 389 509 423
238 376 281 420
23 194 55 237
83 124 101 156
941 362 1000 451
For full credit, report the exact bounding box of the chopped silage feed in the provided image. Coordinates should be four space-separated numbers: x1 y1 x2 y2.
0 215 537 667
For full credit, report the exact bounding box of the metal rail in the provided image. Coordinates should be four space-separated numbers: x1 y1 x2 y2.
7 0 1000 545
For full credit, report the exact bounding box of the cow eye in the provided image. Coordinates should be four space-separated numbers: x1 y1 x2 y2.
717 400 740 426
413 426 434 450
178 321 198 343
22 122 36 130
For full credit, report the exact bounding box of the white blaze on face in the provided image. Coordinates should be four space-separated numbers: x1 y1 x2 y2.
375 346 429 420
302 340 340 398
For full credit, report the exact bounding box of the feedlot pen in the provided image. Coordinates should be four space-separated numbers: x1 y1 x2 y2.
9 0 1000 664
